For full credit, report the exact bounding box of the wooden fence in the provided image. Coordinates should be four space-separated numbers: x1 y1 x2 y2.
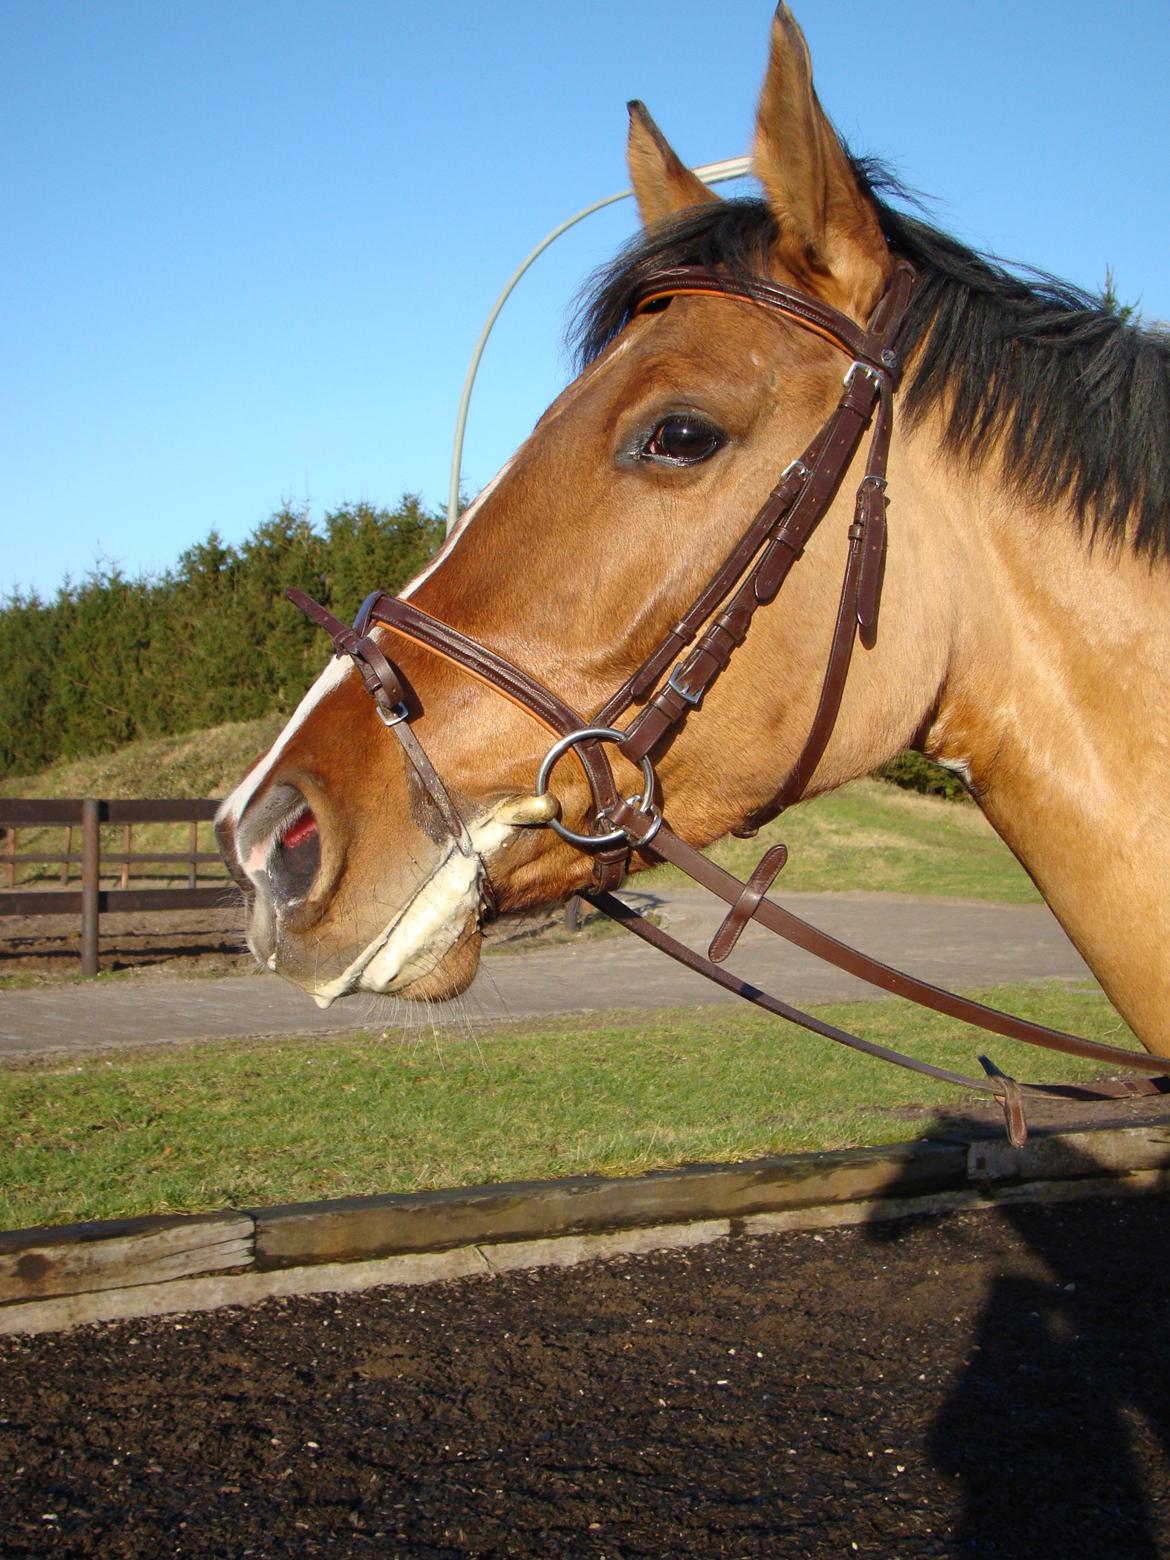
0 799 241 975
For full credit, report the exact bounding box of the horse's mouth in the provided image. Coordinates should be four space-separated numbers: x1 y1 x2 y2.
301 794 551 1007
386 913 485 1002
309 841 489 1008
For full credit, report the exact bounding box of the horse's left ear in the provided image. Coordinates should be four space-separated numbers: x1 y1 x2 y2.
626 100 720 228
753 4 889 319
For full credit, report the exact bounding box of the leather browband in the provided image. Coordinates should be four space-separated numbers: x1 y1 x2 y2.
629 264 908 379
286 258 1170 1142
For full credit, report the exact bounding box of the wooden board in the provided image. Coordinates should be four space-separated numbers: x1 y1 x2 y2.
970 1126 1170 1184
0 1213 254 1303
3 1125 1170 1335
252 1141 968 1269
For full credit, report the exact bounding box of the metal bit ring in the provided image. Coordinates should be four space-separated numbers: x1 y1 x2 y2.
534 726 657 849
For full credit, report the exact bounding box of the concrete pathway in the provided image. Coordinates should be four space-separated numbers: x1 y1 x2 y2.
0 888 1095 1061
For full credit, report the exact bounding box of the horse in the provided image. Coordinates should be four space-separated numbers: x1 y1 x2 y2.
216 4 1170 1070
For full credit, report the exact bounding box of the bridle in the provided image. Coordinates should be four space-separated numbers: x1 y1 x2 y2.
287 257 1169 1145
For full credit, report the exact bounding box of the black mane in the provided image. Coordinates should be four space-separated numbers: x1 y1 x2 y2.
573 165 1170 560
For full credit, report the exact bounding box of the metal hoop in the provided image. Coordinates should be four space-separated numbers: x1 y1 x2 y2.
534 726 657 849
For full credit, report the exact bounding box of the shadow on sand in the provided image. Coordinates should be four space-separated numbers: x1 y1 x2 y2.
867 1113 1170 1557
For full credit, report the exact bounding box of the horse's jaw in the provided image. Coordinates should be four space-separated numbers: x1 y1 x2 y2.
296 799 547 1008
310 841 486 1008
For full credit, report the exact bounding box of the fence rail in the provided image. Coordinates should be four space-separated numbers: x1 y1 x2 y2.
0 799 242 975
0 799 223 825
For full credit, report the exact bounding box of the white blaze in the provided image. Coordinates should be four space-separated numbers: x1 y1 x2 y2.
216 653 352 832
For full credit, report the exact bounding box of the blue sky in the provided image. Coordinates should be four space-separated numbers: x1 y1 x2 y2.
3 1 1168 602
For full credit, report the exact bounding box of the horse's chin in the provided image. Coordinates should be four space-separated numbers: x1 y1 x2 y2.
301 841 490 1009
384 915 483 1002
304 903 484 1008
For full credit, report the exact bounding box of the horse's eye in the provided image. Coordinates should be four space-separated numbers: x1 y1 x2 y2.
642 414 725 466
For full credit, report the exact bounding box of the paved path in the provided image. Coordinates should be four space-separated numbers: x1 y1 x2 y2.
0 888 1094 1060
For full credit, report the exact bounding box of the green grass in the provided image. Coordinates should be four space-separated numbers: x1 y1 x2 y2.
642 778 1037 903
0 981 1133 1231
3 716 284 803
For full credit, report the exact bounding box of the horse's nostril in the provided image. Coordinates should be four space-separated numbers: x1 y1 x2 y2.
237 785 324 909
268 805 321 905
280 809 319 852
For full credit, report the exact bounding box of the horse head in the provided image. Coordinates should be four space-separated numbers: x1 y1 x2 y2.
215 5 1170 1054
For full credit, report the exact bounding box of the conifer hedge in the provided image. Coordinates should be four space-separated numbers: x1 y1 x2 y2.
0 498 444 778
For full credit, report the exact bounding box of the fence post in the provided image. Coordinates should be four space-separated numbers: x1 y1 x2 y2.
80 799 100 977
5 828 15 890
188 820 198 888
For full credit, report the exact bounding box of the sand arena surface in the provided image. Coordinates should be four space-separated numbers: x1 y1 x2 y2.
2 1194 1168 1557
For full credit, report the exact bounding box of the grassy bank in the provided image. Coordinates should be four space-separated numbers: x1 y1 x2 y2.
3 717 284 803
642 779 1036 903
0 981 1131 1230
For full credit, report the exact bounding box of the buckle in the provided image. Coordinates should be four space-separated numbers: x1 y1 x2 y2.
667 664 703 708
844 360 883 390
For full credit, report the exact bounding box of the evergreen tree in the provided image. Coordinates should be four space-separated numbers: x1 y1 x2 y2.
0 494 445 778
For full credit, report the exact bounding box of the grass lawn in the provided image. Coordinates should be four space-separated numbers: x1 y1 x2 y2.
641 779 1037 903
2 722 1068 1238
0 980 1135 1232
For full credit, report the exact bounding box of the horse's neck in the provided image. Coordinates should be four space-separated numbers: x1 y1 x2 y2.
925 476 1170 1050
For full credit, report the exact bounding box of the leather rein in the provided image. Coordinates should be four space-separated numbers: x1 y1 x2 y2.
287 258 1169 1145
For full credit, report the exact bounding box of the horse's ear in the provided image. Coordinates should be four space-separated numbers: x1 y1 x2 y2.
752 4 889 318
626 100 719 228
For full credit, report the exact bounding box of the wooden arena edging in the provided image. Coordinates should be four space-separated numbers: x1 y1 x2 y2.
3 1126 1169 1336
